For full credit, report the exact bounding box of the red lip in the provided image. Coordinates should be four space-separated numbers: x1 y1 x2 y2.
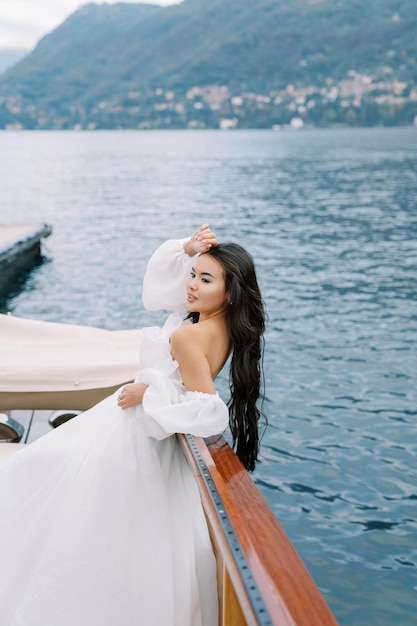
187 293 197 302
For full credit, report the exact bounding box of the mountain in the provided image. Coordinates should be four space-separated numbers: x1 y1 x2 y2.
0 48 29 75
0 0 416 129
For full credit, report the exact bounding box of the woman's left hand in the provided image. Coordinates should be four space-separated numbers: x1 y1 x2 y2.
117 383 148 409
184 224 218 256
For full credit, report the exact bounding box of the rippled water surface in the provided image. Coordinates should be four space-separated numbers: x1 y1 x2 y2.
1 128 416 624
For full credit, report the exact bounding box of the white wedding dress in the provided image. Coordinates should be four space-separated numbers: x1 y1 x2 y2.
0 239 229 626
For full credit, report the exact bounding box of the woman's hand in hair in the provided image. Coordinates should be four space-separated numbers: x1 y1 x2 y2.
184 223 218 256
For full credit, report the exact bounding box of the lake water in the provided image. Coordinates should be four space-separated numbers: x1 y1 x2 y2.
1 127 416 625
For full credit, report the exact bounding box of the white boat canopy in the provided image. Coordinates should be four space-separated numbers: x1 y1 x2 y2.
0 314 142 410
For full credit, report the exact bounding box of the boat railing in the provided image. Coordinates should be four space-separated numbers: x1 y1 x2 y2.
179 433 338 626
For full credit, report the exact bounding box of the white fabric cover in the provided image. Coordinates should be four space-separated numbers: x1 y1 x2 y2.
0 239 229 626
0 314 142 392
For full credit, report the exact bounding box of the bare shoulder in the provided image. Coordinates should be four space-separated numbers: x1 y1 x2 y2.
171 321 210 347
170 323 215 393
170 323 208 365
171 320 223 355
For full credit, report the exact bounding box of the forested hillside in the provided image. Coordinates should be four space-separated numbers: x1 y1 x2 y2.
0 0 416 129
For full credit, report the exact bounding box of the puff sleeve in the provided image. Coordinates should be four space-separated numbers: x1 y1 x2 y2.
142 238 195 312
135 366 229 440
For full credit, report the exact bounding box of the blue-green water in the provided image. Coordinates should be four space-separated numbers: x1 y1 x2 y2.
1 128 416 624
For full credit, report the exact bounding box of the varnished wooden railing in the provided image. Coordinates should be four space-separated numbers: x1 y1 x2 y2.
179 433 338 626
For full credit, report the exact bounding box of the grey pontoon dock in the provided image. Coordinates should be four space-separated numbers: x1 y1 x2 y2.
0 223 52 298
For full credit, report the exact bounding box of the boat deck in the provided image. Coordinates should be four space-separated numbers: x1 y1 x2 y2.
6 408 57 443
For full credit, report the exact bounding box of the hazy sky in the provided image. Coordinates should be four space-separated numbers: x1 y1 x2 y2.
0 0 182 50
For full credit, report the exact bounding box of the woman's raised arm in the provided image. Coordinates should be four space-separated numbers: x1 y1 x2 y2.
141 224 217 312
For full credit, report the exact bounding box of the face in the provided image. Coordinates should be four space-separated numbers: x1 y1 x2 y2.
186 253 227 319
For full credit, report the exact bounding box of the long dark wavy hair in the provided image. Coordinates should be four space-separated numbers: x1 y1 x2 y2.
188 243 266 471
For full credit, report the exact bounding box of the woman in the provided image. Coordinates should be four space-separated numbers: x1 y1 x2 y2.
0 224 266 626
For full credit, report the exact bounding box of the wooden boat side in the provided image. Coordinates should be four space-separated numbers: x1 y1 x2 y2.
179 433 338 626
0 386 125 411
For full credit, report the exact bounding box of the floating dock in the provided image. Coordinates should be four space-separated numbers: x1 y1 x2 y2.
0 223 52 298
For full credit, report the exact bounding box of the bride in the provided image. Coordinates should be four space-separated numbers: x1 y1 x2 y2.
0 224 266 626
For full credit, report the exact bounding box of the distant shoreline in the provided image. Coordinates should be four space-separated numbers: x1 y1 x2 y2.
1 124 417 132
